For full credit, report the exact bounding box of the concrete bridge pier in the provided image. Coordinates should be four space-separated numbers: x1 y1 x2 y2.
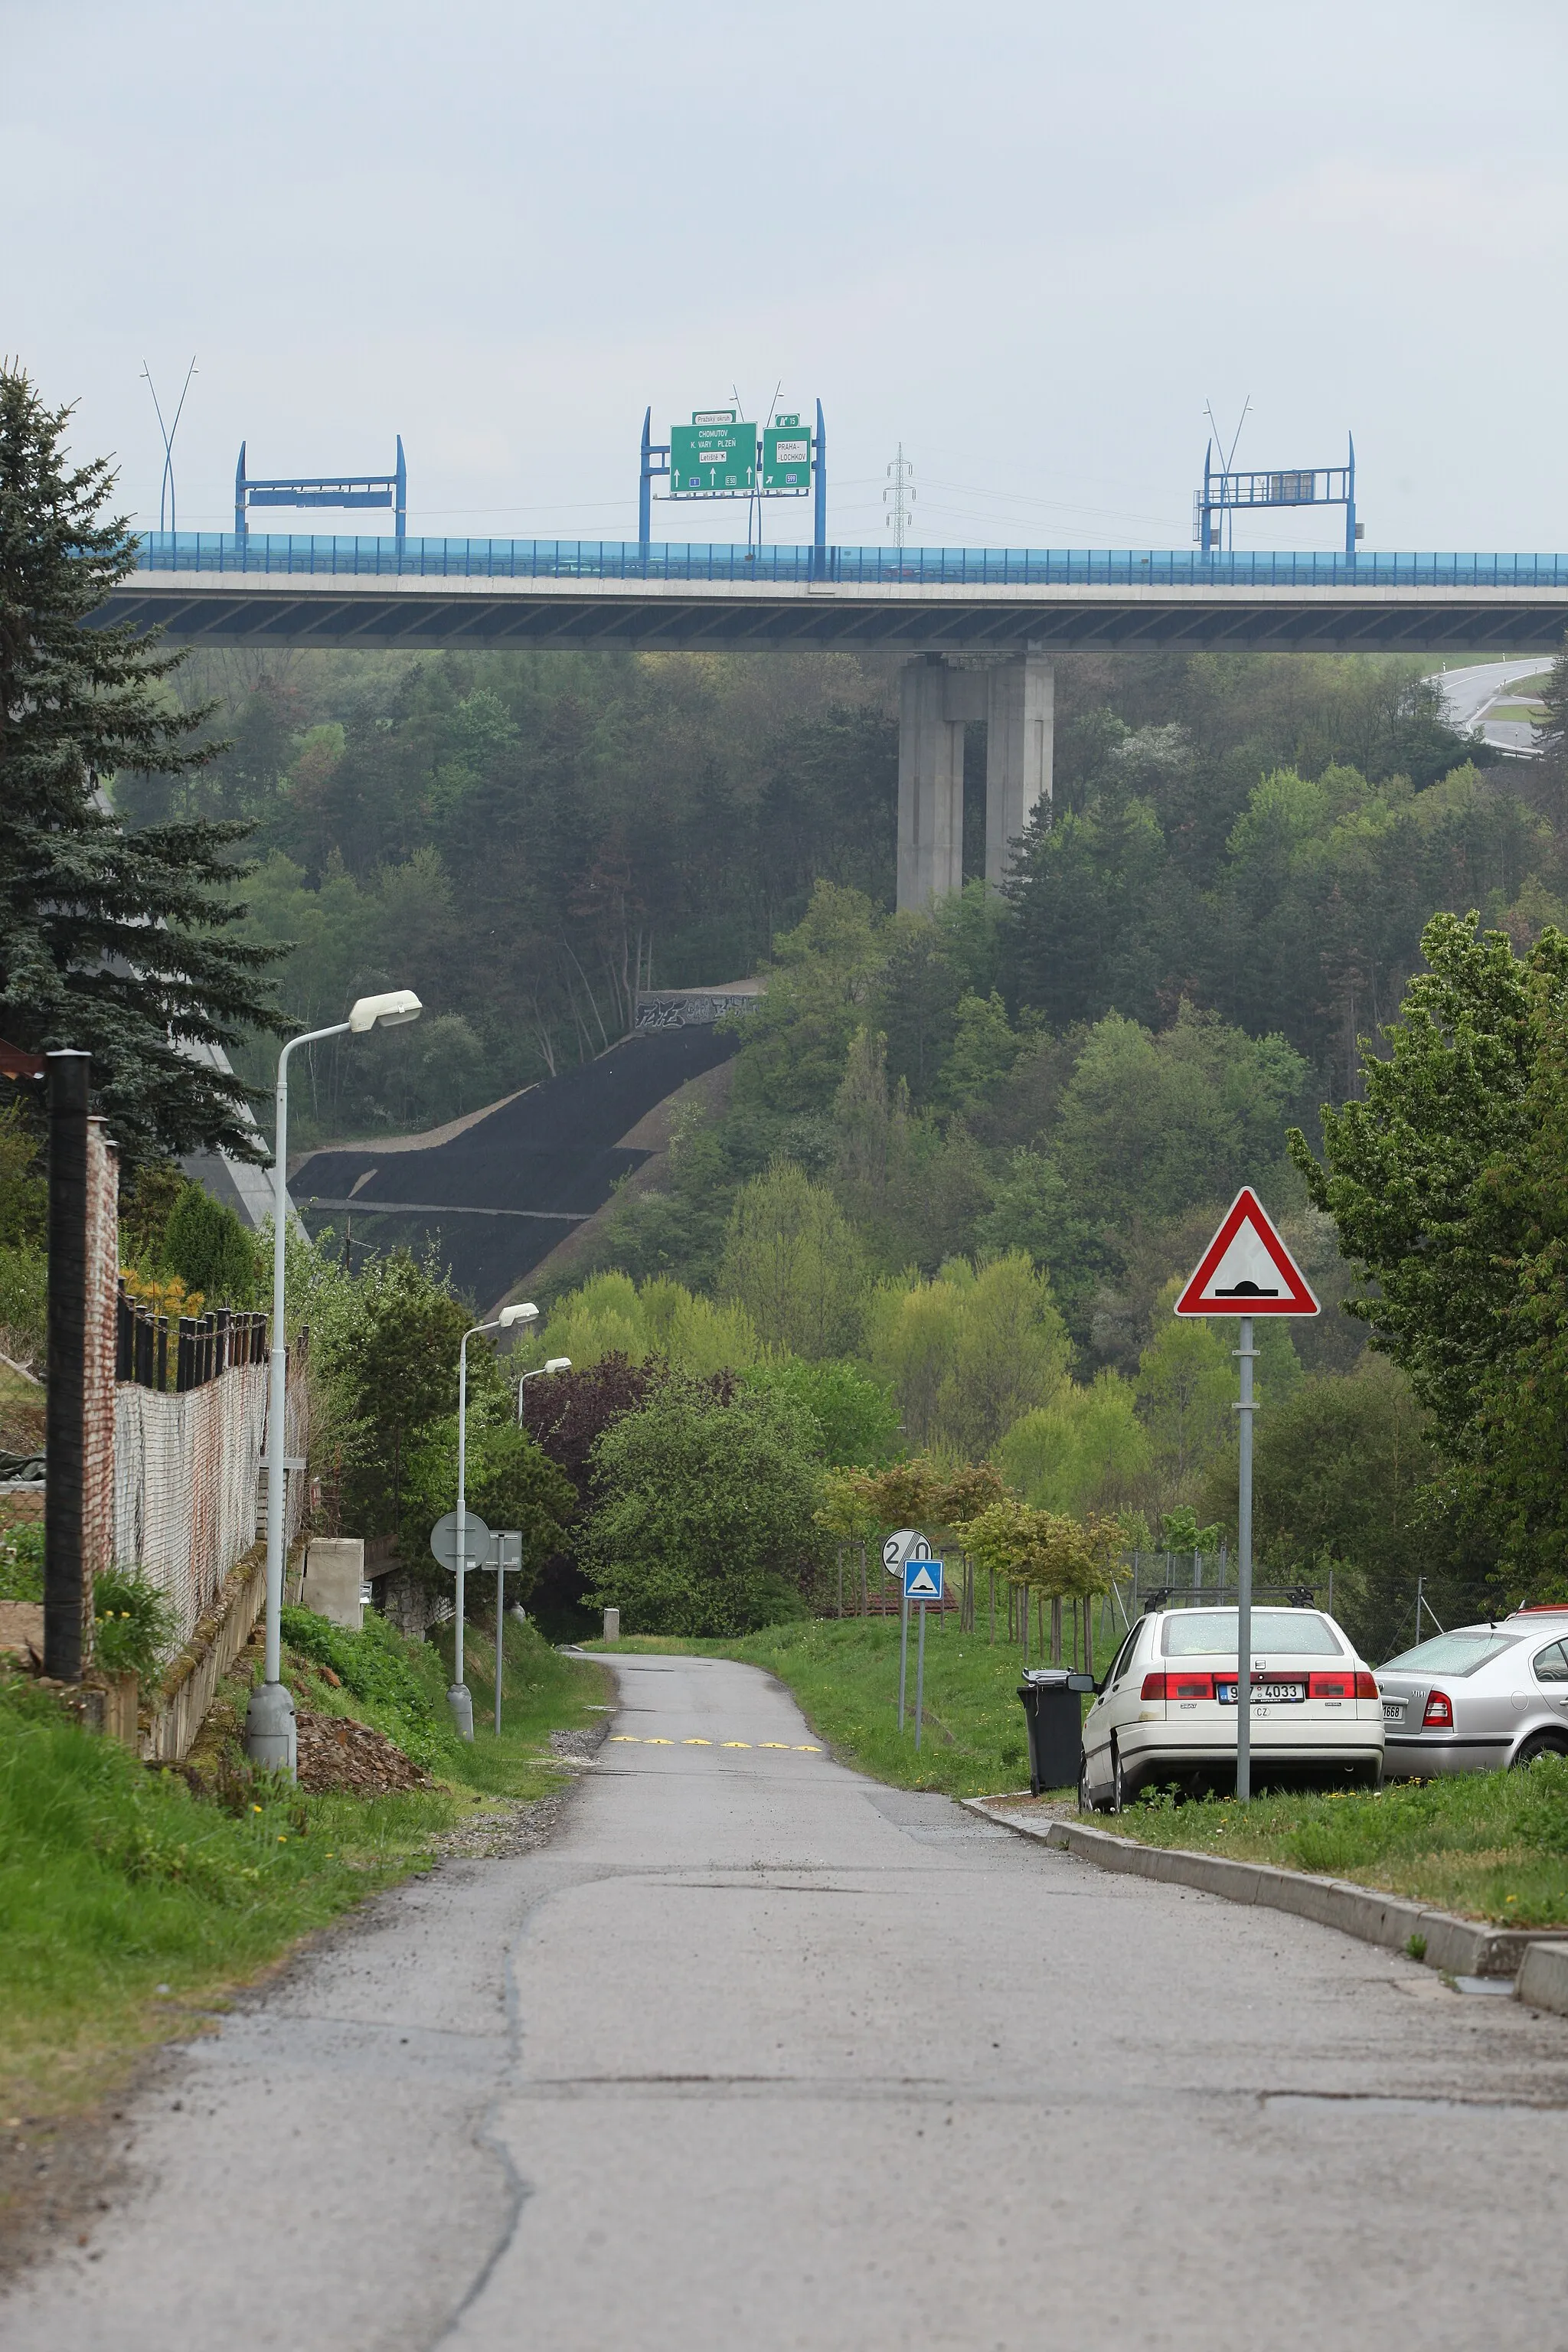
896 652 1053 910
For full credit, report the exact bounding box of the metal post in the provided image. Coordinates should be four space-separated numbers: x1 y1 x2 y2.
639 407 652 552
452 1331 475 1740
898 1587 910 1730
1345 432 1357 556
914 1599 927 1753
246 1012 391 1772
495 1544 505 1735
394 434 407 551
1236 1315 1256 1803
812 399 827 578
1415 1574 1424 1645
234 440 247 540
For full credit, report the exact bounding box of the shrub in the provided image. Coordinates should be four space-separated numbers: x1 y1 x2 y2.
162 1182 261 1307
585 1379 826 1636
93 1567 180 1684
279 1605 440 1766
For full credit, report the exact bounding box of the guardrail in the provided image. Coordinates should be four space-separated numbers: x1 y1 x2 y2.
129 532 1568 592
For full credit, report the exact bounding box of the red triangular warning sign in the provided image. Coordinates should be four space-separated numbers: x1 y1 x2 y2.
1174 1187 1319 1317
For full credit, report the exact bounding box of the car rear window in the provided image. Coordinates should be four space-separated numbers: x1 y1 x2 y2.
1161 1610 1345 1658
1379 1631 1521 1677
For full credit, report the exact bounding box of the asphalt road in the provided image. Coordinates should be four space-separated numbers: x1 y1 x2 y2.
11 1653 1568 2351
1429 655 1549 755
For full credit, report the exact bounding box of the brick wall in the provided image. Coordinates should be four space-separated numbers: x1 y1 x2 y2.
82 1116 118 1660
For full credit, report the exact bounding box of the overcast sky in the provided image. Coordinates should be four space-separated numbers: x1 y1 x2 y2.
5 0 1564 552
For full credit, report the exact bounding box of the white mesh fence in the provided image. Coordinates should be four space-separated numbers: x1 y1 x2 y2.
113 1354 309 1647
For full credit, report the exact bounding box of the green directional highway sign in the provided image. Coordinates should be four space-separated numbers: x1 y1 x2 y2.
671 419 756 496
762 419 812 492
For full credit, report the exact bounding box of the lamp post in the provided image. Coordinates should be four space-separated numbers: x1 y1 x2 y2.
452 1302 538 1738
517 1356 572 1423
244 989 422 1772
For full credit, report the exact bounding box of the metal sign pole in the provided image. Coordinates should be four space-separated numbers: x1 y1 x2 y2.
898 1588 910 1730
495 1547 505 1735
1236 1313 1256 1802
914 1601 928 1753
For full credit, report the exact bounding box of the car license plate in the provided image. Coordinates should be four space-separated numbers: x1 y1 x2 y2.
1217 1681 1305 1704
1382 1699 1405 1723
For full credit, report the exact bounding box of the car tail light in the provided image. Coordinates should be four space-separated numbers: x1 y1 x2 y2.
1423 1688 1454 1728
1354 1671 1379 1700
1141 1671 1217 1700
1308 1671 1354 1698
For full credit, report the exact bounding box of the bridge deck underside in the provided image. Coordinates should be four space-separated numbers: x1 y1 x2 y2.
101 583 1568 656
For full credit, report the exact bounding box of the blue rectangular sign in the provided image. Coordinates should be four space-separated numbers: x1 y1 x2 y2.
903 1556 944 1603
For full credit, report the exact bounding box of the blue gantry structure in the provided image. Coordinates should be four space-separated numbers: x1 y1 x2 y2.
234 437 407 544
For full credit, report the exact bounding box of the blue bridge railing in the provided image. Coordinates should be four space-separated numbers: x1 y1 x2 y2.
129 534 1568 591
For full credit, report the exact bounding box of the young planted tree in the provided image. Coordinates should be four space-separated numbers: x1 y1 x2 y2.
0 366 285 1161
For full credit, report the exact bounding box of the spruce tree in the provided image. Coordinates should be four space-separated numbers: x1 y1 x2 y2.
0 364 285 1164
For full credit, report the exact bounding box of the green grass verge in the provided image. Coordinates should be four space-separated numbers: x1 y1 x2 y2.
593 1615 1046 1797
1066 1766 1568 1928
1 1612 605 2125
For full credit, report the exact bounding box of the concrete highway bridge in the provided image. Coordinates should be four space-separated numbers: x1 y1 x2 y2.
107 534 1568 910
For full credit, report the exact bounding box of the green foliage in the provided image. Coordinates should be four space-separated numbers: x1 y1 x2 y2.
307 1243 474 1546
0 367 286 1165
91 1567 180 1685
1288 911 1562 1446
865 1252 1070 1458
730 882 886 1115
719 1161 868 1357
535 1268 762 1374
0 1102 45 1247
741 1356 900 1468
0 1514 43 1602
998 1370 1150 1516
585 1380 825 1635
1198 1354 1444 1661
161 1181 261 1307
398 1412 575 1602
279 1603 442 1766
1134 1312 1236 1494
0 1240 47 1365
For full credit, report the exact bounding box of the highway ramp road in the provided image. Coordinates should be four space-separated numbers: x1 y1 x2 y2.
11 1653 1568 2351
290 1026 735 1307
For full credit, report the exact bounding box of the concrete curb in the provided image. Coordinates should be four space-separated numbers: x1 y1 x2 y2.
1517 1942 1568 2016
962 1799 1568 1982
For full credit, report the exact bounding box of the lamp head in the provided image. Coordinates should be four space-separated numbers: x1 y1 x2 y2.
348 988 423 1033
544 1357 572 1374
498 1302 539 1329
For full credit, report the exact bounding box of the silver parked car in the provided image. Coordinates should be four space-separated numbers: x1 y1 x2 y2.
1377 1609 1568 1775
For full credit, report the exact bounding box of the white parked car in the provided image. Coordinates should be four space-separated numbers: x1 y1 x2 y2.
1377 1609 1568 1776
1080 1602 1384 1811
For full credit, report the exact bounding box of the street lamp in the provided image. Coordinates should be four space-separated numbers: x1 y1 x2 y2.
517 1357 571 1422
452 1301 538 1738
244 989 423 1772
